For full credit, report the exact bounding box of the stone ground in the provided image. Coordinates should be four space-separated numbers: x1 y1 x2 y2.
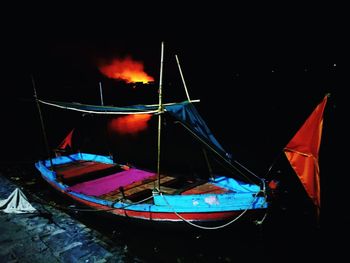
0 174 132 263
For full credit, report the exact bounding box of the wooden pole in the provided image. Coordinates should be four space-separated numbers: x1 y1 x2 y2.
99 82 104 106
156 41 165 191
175 54 191 101
202 148 214 180
31 75 54 170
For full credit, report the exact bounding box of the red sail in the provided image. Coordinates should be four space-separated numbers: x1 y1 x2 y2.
284 95 328 212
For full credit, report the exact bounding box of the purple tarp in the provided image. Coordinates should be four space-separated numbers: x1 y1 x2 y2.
67 168 155 196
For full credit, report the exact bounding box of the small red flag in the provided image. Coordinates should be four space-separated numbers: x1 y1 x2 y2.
57 129 75 150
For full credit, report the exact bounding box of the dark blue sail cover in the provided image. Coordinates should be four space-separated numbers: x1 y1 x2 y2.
40 100 229 161
164 102 228 158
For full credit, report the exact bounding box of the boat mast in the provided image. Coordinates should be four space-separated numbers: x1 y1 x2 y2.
99 81 104 106
156 41 165 191
175 54 191 101
31 75 54 170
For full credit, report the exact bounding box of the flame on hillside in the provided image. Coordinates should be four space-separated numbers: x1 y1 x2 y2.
99 57 154 84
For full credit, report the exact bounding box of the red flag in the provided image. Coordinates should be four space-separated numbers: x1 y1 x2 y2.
57 129 75 150
284 95 328 212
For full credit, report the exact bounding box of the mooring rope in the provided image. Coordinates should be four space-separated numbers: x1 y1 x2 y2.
159 191 265 230
27 187 267 229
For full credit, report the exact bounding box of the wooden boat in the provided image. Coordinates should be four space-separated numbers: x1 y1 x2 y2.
34 98 268 228
35 152 267 227
34 42 327 229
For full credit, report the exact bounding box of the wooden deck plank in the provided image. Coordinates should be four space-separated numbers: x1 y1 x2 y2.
54 160 92 172
54 161 120 184
180 182 230 195
58 163 116 179
99 175 177 201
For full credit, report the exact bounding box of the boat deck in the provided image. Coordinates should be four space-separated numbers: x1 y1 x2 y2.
59 160 231 204
97 175 230 202
54 160 121 184
99 175 179 202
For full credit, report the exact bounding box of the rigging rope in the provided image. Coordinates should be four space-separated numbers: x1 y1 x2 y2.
174 121 263 186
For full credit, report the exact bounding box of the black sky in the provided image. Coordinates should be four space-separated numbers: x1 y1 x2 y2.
0 5 347 230
2 6 345 159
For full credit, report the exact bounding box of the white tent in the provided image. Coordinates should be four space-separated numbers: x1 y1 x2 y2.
0 188 36 213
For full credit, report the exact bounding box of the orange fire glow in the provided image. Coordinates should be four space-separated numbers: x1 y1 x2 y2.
99 57 154 84
108 114 152 135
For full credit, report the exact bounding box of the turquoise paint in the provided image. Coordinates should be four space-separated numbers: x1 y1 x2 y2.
35 153 267 215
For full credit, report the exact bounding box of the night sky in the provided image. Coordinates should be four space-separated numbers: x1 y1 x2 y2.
1 6 347 230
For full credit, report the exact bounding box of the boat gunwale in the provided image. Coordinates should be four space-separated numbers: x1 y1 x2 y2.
35 153 267 217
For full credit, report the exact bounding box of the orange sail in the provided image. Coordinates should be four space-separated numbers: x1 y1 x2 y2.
284 95 328 212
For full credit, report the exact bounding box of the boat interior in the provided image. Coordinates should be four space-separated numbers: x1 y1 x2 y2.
53 160 231 203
